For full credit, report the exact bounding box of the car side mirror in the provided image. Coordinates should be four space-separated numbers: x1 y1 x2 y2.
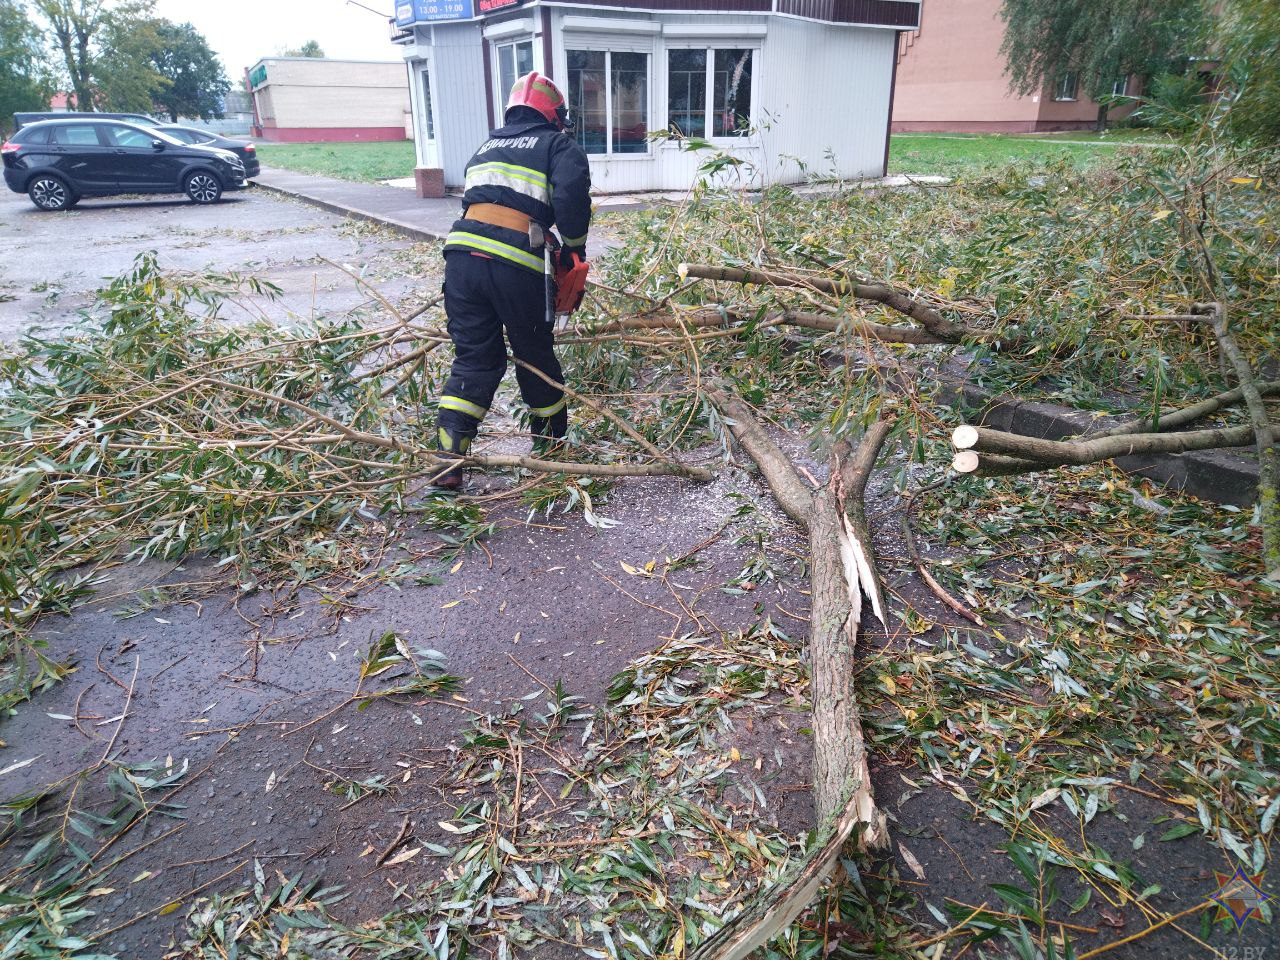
151 139 165 151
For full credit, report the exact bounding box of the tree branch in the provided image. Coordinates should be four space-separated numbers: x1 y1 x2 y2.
679 263 972 342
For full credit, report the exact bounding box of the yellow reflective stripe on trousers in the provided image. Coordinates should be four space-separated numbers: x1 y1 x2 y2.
438 394 488 419
529 397 566 418
445 231 543 271
437 427 472 454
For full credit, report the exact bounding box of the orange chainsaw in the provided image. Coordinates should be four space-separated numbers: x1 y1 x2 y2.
542 232 590 332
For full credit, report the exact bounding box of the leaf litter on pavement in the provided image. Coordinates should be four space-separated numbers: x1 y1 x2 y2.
2 144 1278 959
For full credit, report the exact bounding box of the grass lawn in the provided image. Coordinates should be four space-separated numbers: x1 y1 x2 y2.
888 130 1171 177
252 132 1174 185
255 140 417 182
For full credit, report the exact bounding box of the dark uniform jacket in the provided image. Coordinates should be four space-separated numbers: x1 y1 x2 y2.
443 116 592 275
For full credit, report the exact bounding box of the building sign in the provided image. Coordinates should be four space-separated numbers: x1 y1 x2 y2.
395 0 475 25
248 64 268 89
477 0 522 10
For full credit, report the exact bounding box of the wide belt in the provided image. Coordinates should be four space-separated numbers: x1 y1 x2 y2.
466 202 532 232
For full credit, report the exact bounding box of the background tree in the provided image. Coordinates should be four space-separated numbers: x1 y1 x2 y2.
999 0 1207 129
283 40 325 58
93 11 165 111
31 0 162 111
0 1 53 134
1217 0 1280 142
149 21 230 121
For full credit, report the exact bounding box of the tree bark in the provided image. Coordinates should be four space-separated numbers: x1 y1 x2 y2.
679 263 971 343
951 422 1255 467
1207 303 1280 578
1088 380 1280 439
692 393 890 959
581 306 948 345
704 385 814 526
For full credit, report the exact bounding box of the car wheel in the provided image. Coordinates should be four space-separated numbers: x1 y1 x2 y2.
185 171 222 204
28 175 74 212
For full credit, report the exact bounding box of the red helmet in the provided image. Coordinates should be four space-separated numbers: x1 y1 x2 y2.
506 72 572 130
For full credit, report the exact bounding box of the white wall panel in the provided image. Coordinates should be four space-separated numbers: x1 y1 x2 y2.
427 22 492 186
759 19 893 181
406 10 895 192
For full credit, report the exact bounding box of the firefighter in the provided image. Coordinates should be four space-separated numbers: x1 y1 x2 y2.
431 72 592 490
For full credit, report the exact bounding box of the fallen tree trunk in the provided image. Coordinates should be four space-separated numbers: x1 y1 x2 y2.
695 385 889 960
679 263 971 343
951 422 1255 468
1206 302 1279 579
580 306 948 345
1087 380 1280 439
950 380 1280 478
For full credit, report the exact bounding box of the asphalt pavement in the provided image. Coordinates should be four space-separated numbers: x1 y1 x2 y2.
0 184 443 340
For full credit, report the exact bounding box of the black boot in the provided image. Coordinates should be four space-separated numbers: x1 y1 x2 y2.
530 409 568 458
431 427 473 490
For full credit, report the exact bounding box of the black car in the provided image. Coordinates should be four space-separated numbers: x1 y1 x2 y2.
2 119 246 211
155 124 260 177
13 111 160 131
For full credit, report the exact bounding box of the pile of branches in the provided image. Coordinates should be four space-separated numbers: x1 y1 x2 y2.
2 137 1278 957
0 254 724 706
592 138 1279 578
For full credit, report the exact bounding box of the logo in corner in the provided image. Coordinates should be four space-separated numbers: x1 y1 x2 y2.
1208 867 1273 931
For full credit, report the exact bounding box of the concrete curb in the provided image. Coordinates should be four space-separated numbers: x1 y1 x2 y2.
249 180 446 244
938 376 1259 507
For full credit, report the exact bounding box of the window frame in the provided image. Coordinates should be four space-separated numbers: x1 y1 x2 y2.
663 44 759 143
1052 71 1080 102
15 125 51 144
103 124 158 149
421 64 436 142
565 46 654 159
50 123 105 146
494 38 536 117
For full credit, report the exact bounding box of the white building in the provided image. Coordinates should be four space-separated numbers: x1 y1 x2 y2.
392 0 920 197
247 57 411 142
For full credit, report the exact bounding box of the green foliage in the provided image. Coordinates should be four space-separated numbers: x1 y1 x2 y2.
1217 0 1280 144
998 0 1206 127
91 9 164 112
283 40 324 58
0 0 52 137
149 21 230 122
0 757 190 960
902 462 1280 866
1131 71 1210 131
32 0 159 112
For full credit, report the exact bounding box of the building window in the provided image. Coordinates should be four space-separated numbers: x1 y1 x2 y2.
421 69 435 140
666 48 753 139
567 49 650 155
713 49 753 136
1053 71 1079 101
667 49 706 137
496 39 534 107
1111 76 1129 97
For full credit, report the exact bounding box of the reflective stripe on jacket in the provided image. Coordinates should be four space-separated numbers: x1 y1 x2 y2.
443 118 592 274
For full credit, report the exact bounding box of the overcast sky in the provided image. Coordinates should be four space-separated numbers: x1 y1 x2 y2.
151 0 399 78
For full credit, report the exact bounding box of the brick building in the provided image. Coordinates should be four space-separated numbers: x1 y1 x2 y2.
891 0 1136 133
